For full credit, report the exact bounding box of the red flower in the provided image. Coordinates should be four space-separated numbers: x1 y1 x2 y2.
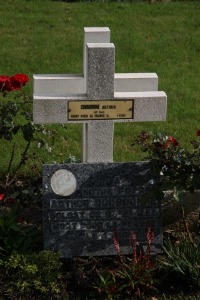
0 194 5 201
0 75 13 92
113 228 120 254
130 231 139 264
113 237 120 254
146 226 154 245
10 74 29 90
196 130 200 137
0 74 29 92
167 136 178 147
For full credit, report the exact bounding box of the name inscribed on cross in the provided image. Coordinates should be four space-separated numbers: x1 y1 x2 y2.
68 100 134 120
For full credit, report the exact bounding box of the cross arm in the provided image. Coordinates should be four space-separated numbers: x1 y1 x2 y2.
33 91 167 124
33 73 158 98
115 91 167 121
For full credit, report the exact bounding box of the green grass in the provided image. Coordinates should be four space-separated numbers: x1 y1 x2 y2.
1 0 200 173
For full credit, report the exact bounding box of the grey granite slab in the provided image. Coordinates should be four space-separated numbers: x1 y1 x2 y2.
43 162 163 257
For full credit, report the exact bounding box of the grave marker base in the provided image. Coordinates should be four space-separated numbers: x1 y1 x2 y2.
43 162 163 258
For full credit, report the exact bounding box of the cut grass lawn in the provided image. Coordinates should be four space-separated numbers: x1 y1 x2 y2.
0 0 200 174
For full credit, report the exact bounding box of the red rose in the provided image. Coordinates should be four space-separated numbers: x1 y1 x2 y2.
0 75 13 92
196 130 200 137
10 74 29 90
0 194 5 201
166 137 179 147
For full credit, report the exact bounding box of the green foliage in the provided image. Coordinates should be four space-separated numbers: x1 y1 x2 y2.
160 238 200 289
1 251 65 298
10 183 42 206
0 91 36 144
0 205 37 264
93 228 157 298
0 90 55 178
134 131 200 194
95 257 157 299
52 153 81 164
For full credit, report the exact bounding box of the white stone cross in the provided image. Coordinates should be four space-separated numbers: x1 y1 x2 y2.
33 27 167 163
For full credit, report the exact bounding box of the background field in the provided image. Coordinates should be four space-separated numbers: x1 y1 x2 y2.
1 0 200 173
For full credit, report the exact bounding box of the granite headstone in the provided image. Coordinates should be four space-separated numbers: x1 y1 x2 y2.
43 162 163 257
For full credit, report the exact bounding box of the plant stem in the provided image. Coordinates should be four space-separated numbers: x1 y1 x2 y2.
6 143 15 186
6 141 31 187
181 205 197 247
15 140 31 172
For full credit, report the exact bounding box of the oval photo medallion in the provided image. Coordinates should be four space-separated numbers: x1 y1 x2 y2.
51 169 77 196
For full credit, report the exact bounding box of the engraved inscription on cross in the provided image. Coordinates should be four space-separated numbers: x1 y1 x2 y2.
33 27 167 163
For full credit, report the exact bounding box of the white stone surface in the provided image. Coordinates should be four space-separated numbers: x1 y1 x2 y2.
83 27 110 79
84 43 115 162
33 27 167 163
33 91 167 124
33 74 85 96
83 28 111 163
33 73 158 97
115 91 167 121
114 73 158 92
85 122 114 162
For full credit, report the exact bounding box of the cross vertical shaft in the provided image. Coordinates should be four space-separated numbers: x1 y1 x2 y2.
83 43 115 163
82 28 114 163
